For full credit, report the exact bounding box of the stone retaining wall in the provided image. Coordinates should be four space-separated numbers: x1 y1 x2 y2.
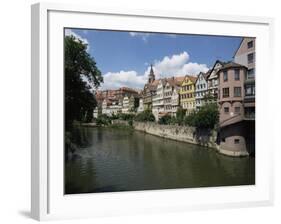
133 121 218 149
111 119 130 126
109 120 248 157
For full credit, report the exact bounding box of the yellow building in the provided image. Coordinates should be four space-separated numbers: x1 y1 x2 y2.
179 75 197 114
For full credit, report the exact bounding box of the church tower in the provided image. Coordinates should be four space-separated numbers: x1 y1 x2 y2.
148 64 155 84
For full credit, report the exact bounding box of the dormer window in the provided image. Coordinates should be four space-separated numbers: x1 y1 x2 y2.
247 40 253 49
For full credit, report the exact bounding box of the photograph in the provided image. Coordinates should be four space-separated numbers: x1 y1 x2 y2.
64 28 255 194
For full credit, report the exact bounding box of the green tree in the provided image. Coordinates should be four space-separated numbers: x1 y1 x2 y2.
203 92 215 104
65 35 103 127
134 110 155 122
158 114 172 125
193 103 219 129
176 107 186 125
184 111 196 126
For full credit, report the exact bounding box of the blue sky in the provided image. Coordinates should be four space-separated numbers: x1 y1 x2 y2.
65 28 242 90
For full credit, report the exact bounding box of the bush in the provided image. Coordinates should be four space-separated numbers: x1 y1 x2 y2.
134 110 155 122
118 113 135 121
176 107 186 125
110 113 119 120
128 119 133 126
184 111 196 126
158 114 172 125
169 116 178 125
96 114 111 126
193 103 219 129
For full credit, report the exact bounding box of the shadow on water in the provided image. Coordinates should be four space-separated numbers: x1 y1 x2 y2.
65 126 255 194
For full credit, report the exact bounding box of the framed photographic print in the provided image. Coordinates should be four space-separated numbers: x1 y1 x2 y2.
31 2 274 221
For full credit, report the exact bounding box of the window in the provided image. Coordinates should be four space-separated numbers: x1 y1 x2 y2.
234 139 240 144
234 107 240 114
222 88 229 98
248 53 254 64
223 71 228 82
234 87 241 97
247 40 253 49
234 69 240 80
224 107 229 114
245 84 255 96
248 68 255 79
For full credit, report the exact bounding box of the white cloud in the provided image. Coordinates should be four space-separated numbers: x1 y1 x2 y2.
144 51 208 79
100 70 146 90
129 32 152 42
65 29 90 50
99 52 208 90
129 32 177 42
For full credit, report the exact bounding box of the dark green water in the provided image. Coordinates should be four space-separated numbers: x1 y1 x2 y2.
65 127 255 194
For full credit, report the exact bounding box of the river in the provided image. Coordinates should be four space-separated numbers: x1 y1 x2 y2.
65 126 255 194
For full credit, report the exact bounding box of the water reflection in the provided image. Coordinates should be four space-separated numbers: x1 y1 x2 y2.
65 127 255 194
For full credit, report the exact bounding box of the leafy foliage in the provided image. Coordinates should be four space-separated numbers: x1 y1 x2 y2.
134 110 155 122
96 114 111 126
158 114 172 125
184 111 196 126
176 107 186 125
118 113 135 121
193 103 219 129
65 35 103 126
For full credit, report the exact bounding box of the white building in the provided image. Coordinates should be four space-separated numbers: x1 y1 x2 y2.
195 72 208 110
137 98 144 113
102 99 122 116
207 60 224 101
122 96 130 114
163 78 173 114
102 99 109 115
152 79 166 121
171 88 180 117
93 107 99 118
108 102 122 115
163 77 183 116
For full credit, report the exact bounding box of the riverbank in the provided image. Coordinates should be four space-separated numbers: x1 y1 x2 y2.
133 121 217 148
133 121 249 157
78 120 249 157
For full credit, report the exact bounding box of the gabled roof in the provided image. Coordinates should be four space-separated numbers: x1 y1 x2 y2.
144 79 159 91
207 60 227 80
166 77 176 87
195 72 208 84
217 61 247 72
174 76 185 85
233 38 244 58
232 37 256 58
204 70 211 80
184 75 197 83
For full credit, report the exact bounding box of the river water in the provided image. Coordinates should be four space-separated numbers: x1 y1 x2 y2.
65 126 255 194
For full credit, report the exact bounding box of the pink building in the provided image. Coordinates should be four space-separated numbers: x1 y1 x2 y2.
234 37 256 119
217 62 249 156
218 62 247 125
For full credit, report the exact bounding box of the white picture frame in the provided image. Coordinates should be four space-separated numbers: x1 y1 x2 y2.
31 2 274 221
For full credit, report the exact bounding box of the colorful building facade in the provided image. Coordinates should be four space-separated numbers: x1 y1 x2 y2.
179 75 196 114
195 72 208 110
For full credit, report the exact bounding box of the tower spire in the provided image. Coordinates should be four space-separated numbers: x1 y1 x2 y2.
148 64 155 83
